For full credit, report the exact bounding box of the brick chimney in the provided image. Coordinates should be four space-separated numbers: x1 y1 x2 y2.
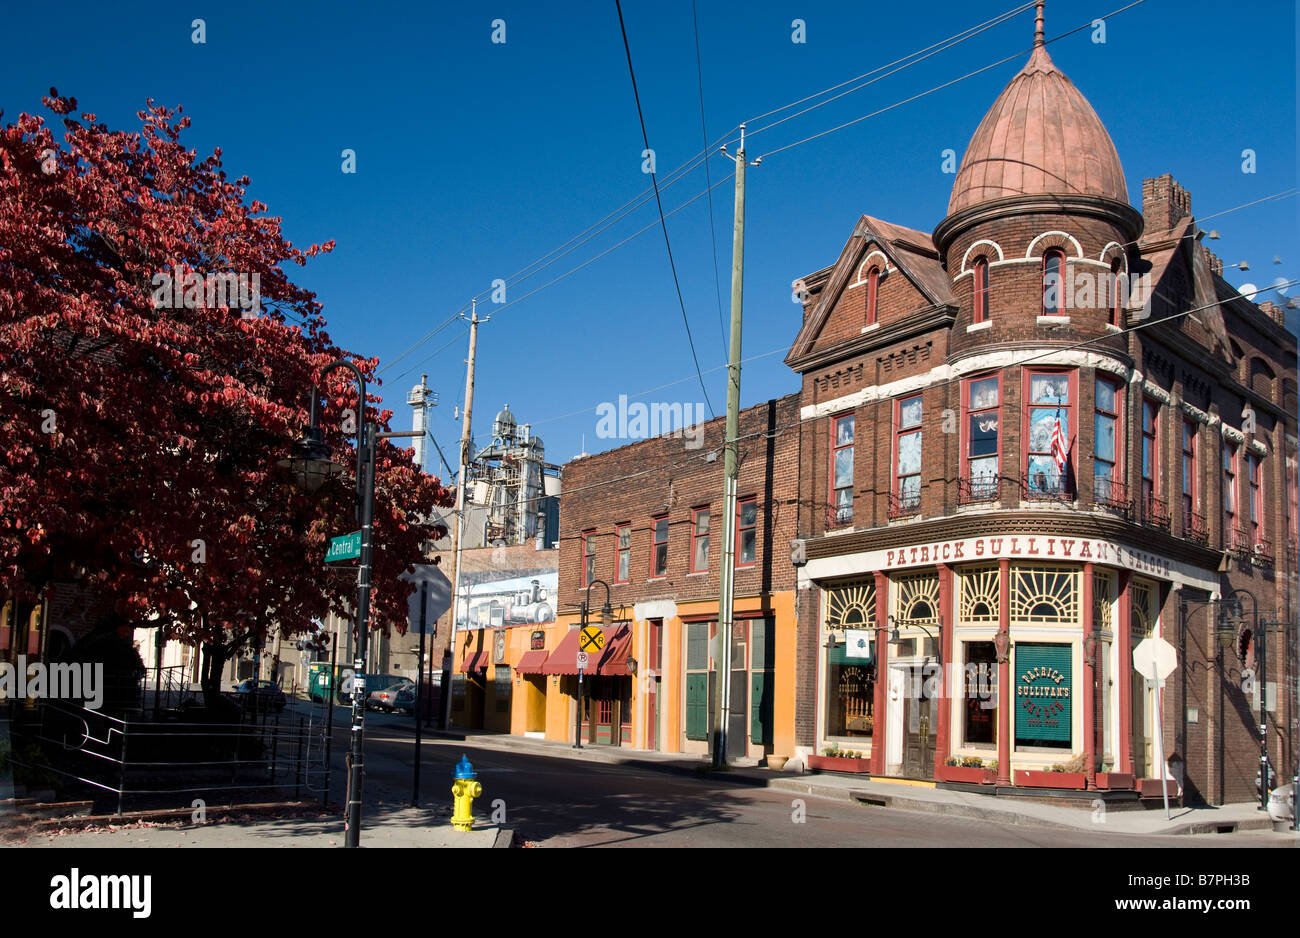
1204 248 1224 277
1142 174 1192 233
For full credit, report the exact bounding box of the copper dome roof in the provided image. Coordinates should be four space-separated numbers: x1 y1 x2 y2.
947 28 1128 216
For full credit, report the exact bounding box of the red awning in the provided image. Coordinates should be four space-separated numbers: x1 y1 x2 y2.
541 624 633 676
514 649 550 674
459 651 488 673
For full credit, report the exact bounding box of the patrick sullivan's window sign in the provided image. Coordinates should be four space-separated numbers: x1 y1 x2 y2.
1014 643 1072 746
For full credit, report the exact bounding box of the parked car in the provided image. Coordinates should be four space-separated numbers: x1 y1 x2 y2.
230 679 287 713
367 679 415 713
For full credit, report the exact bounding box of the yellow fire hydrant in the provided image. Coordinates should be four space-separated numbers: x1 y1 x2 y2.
450 755 482 832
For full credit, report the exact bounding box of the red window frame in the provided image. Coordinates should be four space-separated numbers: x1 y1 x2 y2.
1247 454 1262 545
614 523 630 583
1181 419 1197 518
1094 375 1122 495
894 394 923 509
1141 398 1159 500
736 497 758 567
1223 443 1238 531
962 374 1000 494
1109 259 1123 326
1023 369 1076 494
651 514 669 578
690 507 710 573
1042 248 1066 316
866 266 880 326
582 529 597 587
972 257 989 323
830 413 855 526
1289 457 1299 546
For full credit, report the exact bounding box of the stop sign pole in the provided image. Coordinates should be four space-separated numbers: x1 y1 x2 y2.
1133 636 1178 820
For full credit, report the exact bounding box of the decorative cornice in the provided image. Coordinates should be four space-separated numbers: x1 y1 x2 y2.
1142 381 1172 404
1221 424 1246 444
788 304 955 374
1247 438 1269 457
933 193 1143 256
1179 400 1214 426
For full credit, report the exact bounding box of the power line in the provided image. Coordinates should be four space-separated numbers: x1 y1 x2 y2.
615 0 715 419
692 0 728 360
757 0 1150 160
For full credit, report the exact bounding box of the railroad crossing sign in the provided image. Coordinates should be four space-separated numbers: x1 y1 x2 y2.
576 651 589 670
1132 636 1177 684
579 626 605 653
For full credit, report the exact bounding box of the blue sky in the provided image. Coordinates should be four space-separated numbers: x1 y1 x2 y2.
5 0 1296 476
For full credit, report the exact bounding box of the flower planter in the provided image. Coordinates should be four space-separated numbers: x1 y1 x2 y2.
939 764 996 785
766 755 789 771
1015 769 1087 790
807 755 872 774
1096 772 1135 790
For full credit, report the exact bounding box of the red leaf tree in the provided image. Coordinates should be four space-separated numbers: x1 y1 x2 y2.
0 91 451 703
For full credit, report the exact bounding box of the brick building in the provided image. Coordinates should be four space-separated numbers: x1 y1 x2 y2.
519 394 801 756
785 8 1297 803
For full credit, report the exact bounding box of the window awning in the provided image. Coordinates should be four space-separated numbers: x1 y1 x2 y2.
541 623 633 676
459 651 489 673
514 649 550 674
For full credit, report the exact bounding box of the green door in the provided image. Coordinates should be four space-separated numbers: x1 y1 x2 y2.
686 673 708 740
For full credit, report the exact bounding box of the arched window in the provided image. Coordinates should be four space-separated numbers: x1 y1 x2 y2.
1109 258 1123 326
866 265 881 326
973 256 989 323
1042 249 1065 316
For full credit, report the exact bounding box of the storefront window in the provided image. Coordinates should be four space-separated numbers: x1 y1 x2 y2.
1026 372 1072 496
826 643 874 739
1014 642 1072 750
963 641 997 745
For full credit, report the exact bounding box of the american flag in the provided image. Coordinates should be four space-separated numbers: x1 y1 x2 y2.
1050 416 1069 471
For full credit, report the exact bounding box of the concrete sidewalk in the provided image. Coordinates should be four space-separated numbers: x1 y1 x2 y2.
415 725 1296 839
9 805 510 849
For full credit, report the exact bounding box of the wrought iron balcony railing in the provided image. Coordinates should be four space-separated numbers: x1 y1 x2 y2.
1230 526 1273 567
1141 494 1170 533
957 474 1001 506
1022 470 1072 503
1092 477 1132 519
826 502 854 530
1181 506 1208 545
887 490 922 520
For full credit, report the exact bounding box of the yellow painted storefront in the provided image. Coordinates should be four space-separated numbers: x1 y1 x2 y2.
453 591 796 759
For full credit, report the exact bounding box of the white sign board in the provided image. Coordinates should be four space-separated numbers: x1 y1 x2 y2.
576 651 589 670
1132 636 1177 682
844 629 873 659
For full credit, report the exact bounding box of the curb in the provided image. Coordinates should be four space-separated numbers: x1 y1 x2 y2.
3 800 324 838
493 827 515 848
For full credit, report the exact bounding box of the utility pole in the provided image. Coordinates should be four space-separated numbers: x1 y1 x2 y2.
442 300 486 730
712 125 760 769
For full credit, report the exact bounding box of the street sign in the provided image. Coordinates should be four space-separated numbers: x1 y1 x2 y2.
576 651 589 670
401 563 452 633
1132 636 1177 682
579 627 605 653
326 531 362 563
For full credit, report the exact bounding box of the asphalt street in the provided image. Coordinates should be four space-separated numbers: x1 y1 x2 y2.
324 704 1287 848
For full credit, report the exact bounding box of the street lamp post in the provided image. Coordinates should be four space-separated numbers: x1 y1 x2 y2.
575 580 612 750
280 360 421 848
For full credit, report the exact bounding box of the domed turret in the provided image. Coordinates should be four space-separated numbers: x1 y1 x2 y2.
493 404 517 442
946 3 1128 218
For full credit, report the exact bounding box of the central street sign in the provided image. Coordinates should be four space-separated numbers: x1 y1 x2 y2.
326 531 362 563
579 627 605 653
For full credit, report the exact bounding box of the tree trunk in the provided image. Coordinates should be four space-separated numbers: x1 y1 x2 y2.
200 642 229 710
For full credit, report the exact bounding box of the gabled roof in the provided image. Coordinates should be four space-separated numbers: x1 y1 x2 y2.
786 214 955 365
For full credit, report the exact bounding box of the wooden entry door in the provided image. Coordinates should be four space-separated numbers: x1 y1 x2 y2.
902 682 935 780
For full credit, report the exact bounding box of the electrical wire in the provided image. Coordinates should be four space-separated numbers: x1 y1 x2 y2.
692 0 729 359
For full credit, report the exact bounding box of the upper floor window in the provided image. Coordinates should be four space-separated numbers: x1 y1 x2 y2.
1042 249 1065 316
583 530 597 587
1109 259 1123 326
831 414 855 526
866 266 881 326
1141 399 1159 501
1224 443 1239 531
691 508 710 573
1247 454 1263 544
1181 420 1197 518
895 395 923 511
1026 372 1071 496
1094 376 1121 500
615 524 630 583
651 515 669 577
972 257 989 323
737 498 758 566
964 376 999 498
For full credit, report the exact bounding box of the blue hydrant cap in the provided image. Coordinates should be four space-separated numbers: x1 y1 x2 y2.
454 755 477 779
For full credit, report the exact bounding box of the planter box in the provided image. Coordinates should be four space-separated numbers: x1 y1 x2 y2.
807 755 872 774
1096 772 1135 790
1015 769 1087 790
1139 778 1179 798
939 764 996 785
